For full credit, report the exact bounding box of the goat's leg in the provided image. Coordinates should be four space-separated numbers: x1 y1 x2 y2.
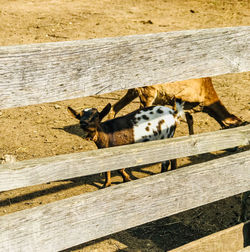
109 89 138 119
203 102 243 129
161 159 177 172
185 112 194 135
118 169 131 183
161 160 170 172
200 78 243 128
104 171 112 188
170 159 177 170
139 95 156 108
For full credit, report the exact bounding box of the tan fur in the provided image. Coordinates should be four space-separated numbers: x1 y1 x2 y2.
110 77 243 133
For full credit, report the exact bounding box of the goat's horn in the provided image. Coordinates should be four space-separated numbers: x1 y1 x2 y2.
67 106 81 120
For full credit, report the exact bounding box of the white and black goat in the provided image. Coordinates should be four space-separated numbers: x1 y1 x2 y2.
68 99 184 187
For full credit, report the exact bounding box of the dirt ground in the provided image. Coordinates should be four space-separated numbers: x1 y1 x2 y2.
0 0 250 251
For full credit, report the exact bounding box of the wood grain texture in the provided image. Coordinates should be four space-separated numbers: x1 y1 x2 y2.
0 26 249 109
0 124 249 192
169 223 247 252
0 150 249 251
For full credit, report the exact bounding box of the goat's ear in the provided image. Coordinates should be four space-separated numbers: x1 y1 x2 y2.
99 103 111 121
67 106 81 120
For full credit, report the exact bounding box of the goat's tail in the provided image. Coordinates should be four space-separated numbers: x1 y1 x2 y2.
174 98 185 121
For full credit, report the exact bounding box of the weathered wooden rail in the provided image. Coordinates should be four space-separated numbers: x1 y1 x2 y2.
0 26 249 109
0 26 249 251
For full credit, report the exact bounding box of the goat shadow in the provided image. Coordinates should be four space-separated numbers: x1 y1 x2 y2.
0 173 104 208
58 123 87 139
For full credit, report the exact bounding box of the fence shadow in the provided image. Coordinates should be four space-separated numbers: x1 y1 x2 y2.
0 173 104 208
60 195 244 252
180 145 250 169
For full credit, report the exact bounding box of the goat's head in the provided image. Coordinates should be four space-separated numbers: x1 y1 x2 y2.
68 103 111 131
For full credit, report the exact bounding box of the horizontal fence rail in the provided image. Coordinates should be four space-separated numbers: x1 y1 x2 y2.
0 26 249 109
0 150 249 251
0 124 249 192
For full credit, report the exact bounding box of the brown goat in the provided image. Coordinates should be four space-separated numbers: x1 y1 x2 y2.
68 100 184 187
109 77 243 134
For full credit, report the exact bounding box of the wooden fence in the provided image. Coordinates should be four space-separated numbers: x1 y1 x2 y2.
0 26 249 251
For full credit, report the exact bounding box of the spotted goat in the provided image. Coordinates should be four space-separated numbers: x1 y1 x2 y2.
68 99 184 187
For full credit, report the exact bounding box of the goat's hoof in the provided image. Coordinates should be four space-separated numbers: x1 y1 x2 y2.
123 177 131 182
102 183 111 188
